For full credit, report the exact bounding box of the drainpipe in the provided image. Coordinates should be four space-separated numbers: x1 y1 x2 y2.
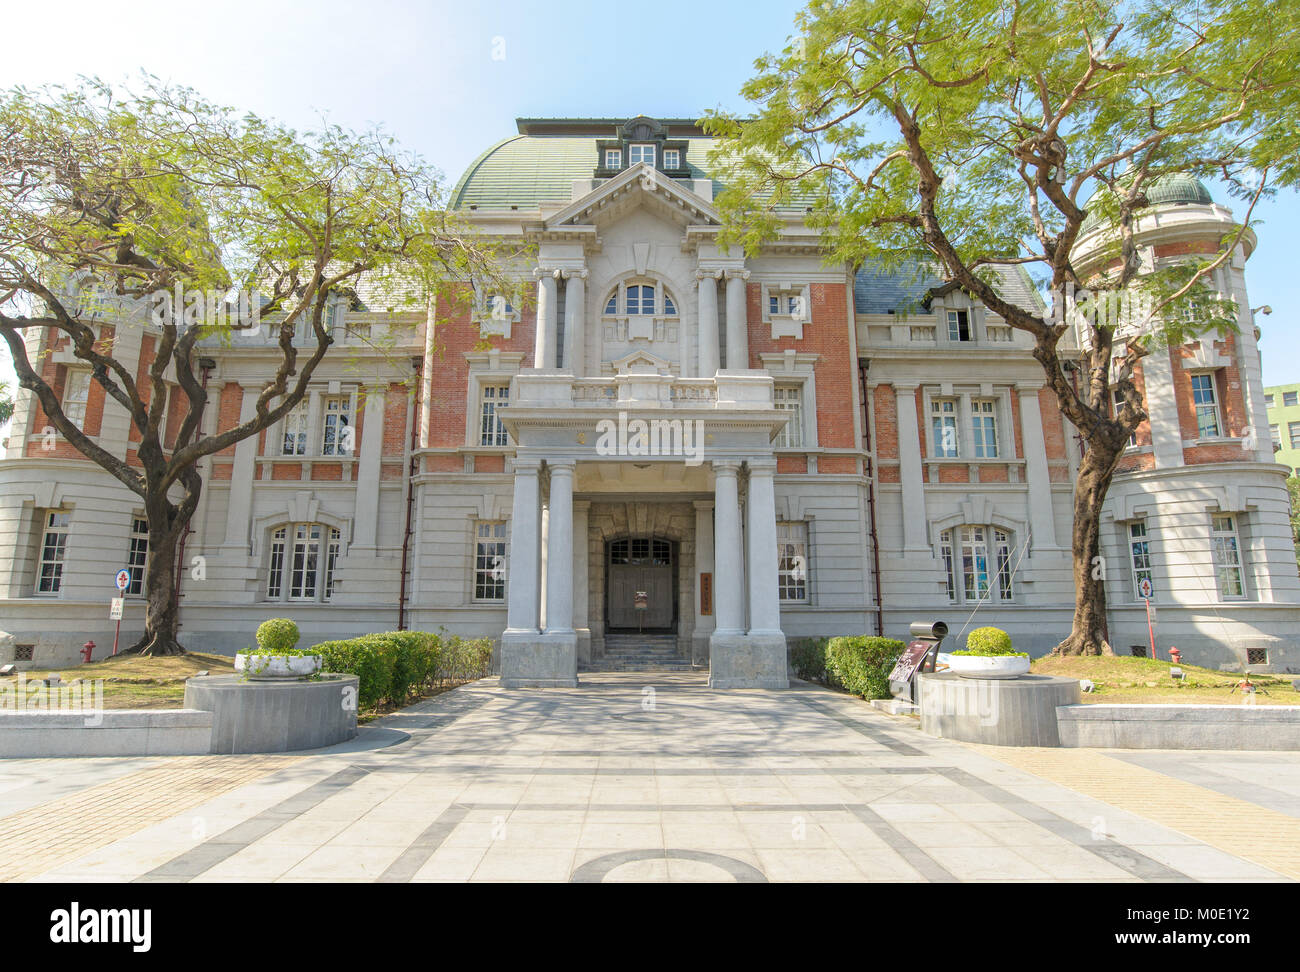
858 358 885 636
172 357 216 636
397 355 423 631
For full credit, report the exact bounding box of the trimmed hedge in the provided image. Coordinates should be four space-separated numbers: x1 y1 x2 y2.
825 636 906 700
789 638 830 683
310 630 492 710
959 626 1018 656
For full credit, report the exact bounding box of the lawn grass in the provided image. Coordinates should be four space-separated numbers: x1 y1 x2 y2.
1031 653 1300 706
3 651 236 710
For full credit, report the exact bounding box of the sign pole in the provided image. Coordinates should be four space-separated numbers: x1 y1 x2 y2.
112 569 132 656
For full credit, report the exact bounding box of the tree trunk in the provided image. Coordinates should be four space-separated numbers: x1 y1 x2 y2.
129 500 189 656
1055 439 1122 656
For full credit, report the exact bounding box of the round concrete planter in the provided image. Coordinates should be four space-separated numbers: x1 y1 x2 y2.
947 654 1031 679
235 653 323 680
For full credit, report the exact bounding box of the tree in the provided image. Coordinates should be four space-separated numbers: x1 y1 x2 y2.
0 380 13 426
704 0 1300 654
0 78 506 654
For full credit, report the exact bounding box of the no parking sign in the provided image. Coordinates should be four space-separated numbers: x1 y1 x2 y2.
115 568 132 593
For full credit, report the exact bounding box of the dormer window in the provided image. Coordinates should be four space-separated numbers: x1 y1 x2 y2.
605 148 622 168
663 149 681 169
629 144 655 166
947 310 972 342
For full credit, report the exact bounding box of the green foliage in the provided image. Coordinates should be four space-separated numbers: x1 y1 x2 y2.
255 618 300 654
790 638 830 682
962 626 1015 656
310 631 493 711
825 636 906 700
1287 476 1300 568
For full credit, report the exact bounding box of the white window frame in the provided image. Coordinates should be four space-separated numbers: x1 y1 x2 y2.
1289 421 1300 450
126 516 148 596
266 523 340 603
931 398 960 458
320 395 353 456
941 524 1015 603
1211 514 1246 599
1190 372 1222 439
605 148 622 168
662 148 680 168
947 309 972 342
62 369 92 429
971 398 999 458
628 143 655 166
776 521 809 602
479 384 510 447
282 400 309 456
473 521 507 602
1127 520 1152 602
773 384 804 449
1285 391 1299 408
35 510 71 595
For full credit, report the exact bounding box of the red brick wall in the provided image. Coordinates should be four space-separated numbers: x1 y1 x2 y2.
872 385 899 460
312 463 342 481
1039 387 1068 461
383 383 409 457
215 383 243 457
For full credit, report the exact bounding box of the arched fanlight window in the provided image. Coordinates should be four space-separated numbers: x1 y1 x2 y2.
603 283 678 316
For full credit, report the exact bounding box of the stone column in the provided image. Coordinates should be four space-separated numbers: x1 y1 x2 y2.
724 269 750 369
223 386 261 547
711 461 744 636
894 384 928 552
697 270 720 377
544 462 575 634
504 459 542 635
692 499 715 666
745 460 782 636
533 269 558 369
1018 384 1059 549
351 385 386 549
562 270 585 377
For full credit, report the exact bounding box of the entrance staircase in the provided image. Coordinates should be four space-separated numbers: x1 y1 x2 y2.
584 633 694 672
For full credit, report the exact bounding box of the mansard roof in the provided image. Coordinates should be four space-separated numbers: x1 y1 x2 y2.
854 261 1044 317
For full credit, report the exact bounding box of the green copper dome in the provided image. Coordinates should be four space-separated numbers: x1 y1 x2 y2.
1082 173 1214 231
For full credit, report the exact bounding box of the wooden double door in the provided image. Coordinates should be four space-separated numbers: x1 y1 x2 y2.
606 536 677 631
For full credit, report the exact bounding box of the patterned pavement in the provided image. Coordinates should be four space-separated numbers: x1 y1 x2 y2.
0 673 1292 883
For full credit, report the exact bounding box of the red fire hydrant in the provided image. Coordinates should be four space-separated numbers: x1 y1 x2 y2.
80 640 95 664
1169 646 1181 665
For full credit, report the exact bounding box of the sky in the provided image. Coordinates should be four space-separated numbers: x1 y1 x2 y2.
0 0 1295 392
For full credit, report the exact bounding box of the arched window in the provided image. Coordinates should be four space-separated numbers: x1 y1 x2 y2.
267 523 341 602
602 283 678 316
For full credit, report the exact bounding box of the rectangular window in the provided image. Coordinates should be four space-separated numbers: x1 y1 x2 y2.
290 523 322 600
321 395 352 456
1190 373 1221 438
994 529 1013 601
282 401 308 456
773 385 804 449
1113 389 1138 446
931 398 959 457
1128 521 1152 600
479 385 509 446
960 526 990 601
604 149 621 168
971 399 999 458
1211 514 1245 598
62 370 91 429
474 521 507 601
36 510 70 595
126 517 148 596
947 310 971 342
1285 391 1298 407
1289 421 1300 450
323 528 340 601
628 144 655 166
940 531 956 602
777 521 808 602
663 149 681 168
1264 393 1274 407
267 527 286 599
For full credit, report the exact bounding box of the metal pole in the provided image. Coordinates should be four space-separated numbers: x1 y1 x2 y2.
1145 597 1156 662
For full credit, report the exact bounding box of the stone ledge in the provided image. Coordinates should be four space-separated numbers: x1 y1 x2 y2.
0 709 213 757
1057 703 1300 750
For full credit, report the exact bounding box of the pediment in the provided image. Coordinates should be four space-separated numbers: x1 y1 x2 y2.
546 163 721 231
611 348 673 375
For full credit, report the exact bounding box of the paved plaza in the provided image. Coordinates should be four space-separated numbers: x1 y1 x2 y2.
1 674 1297 883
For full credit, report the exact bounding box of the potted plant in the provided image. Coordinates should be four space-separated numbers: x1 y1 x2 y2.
946 626 1030 679
235 619 322 680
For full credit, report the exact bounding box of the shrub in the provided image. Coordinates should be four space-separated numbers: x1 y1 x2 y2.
255 618 300 654
437 634 493 685
825 636 906 700
379 630 441 703
313 635 393 709
790 638 829 682
961 626 1016 656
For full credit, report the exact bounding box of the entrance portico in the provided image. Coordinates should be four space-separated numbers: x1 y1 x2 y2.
497 370 790 689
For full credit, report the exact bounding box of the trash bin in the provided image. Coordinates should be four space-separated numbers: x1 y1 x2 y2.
888 621 949 704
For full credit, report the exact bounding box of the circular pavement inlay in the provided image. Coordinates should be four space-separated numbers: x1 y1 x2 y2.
569 848 768 883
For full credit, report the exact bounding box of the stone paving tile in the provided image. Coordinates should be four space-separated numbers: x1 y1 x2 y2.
4 674 1296 883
